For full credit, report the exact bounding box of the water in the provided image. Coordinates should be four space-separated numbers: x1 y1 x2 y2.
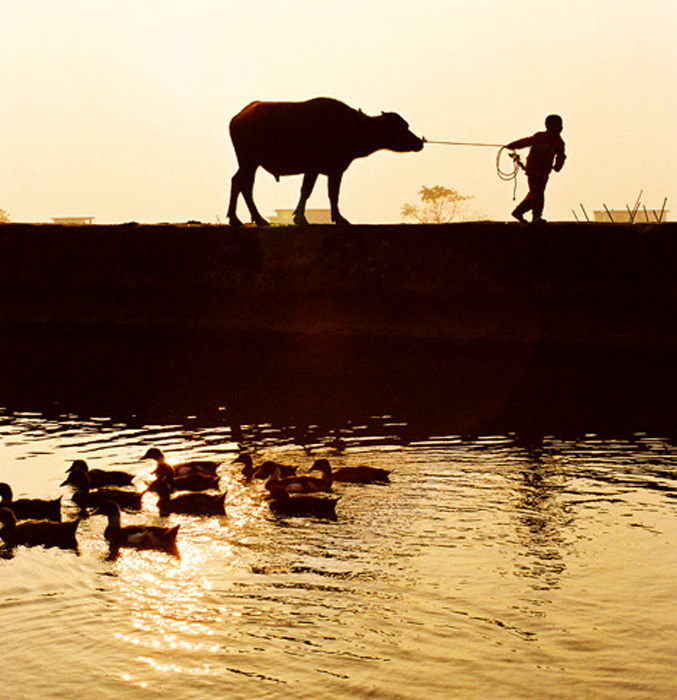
1 409 676 699
1 331 677 698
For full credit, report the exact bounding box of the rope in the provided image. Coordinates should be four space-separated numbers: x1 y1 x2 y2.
423 138 525 200
496 147 525 200
423 139 506 148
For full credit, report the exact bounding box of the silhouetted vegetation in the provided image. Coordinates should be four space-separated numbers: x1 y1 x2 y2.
401 185 474 223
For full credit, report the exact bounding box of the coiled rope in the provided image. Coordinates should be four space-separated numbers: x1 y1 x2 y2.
422 138 525 200
495 147 524 200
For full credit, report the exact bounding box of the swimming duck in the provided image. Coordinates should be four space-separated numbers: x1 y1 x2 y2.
255 460 299 479
146 478 226 517
264 465 332 494
233 453 256 480
142 448 220 478
0 507 78 550
0 482 62 522
95 500 179 557
61 470 143 512
266 483 339 521
233 454 297 481
310 458 390 484
66 460 134 488
154 463 220 492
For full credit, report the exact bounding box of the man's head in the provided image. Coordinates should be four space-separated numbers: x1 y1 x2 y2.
545 114 563 134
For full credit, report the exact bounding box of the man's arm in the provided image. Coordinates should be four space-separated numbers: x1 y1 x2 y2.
553 140 566 172
506 135 535 150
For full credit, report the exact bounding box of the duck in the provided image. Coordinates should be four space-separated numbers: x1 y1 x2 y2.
310 458 390 484
233 454 297 481
233 453 256 481
0 507 78 550
95 500 179 557
66 459 134 488
266 483 339 521
142 448 220 478
264 465 332 494
60 469 143 512
146 478 226 517
0 482 62 522
154 463 220 492
255 460 299 479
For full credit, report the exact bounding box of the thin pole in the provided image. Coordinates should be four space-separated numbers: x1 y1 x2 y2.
657 197 668 223
631 190 643 222
580 204 590 222
603 204 614 223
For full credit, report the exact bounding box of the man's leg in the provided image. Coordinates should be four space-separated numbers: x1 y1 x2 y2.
512 195 531 222
529 175 547 221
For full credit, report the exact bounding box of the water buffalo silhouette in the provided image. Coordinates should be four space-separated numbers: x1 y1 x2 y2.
226 97 424 227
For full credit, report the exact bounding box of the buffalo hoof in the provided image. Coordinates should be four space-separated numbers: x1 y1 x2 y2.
228 216 243 227
333 215 352 227
293 213 309 226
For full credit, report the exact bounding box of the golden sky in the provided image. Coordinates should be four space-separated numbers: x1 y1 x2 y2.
1 0 675 223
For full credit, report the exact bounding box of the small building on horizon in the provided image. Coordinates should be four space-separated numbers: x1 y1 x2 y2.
51 216 94 225
593 209 668 224
269 209 332 226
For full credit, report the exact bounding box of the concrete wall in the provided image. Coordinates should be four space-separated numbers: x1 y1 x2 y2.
1 221 676 347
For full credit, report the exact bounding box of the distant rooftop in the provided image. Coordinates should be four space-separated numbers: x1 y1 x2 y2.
593 209 669 224
51 216 94 225
269 209 332 226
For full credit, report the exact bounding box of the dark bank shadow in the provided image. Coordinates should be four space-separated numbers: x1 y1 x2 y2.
1 324 677 441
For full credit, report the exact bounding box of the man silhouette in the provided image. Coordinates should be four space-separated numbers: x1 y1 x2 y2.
507 115 566 223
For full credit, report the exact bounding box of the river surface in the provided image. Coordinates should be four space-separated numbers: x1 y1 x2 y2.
0 335 676 699
1 411 676 699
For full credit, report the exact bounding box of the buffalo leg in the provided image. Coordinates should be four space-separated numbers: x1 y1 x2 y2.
328 171 350 225
293 172 319 225
237 166 269 226
227 170 244 226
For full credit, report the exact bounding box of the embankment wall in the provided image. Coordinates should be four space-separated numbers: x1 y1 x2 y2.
1 221 676 347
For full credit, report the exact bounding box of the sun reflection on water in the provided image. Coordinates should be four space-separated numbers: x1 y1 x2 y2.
106 475 271 682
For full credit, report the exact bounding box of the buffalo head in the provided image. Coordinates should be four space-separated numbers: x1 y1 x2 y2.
377 112 424 153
